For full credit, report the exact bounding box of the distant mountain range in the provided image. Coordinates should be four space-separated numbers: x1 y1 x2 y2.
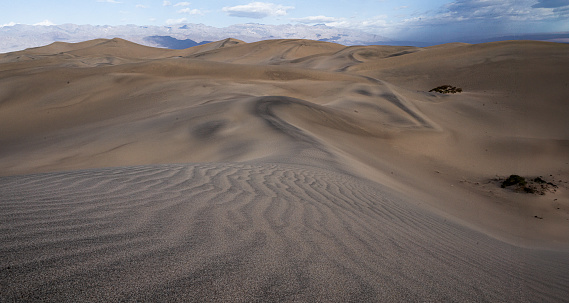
0 23 389 53
1 23 568 53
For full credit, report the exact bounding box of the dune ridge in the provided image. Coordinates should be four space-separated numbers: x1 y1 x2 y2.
1 38 568 301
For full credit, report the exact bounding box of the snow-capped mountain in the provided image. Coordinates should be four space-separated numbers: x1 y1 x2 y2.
0 23 390 53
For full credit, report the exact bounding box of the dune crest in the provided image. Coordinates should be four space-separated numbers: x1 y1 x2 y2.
1 38 568 301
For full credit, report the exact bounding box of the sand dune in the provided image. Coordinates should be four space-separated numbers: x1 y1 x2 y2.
1 38 568 301
2 163 568 301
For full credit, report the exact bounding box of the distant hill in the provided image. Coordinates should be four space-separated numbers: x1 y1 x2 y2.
0 23 389 53
144 36 211 49
1 23 566 54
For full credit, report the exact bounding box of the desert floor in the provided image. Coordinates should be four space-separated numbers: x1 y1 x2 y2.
1 38 568 301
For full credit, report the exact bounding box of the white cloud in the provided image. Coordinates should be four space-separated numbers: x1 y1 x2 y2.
97 0 121 3
1 21 17 27
163 1 172 6
393 0 562 32
439 0 557 22
136 4 149 8
359 17 389 28
292 15 342 24
177 8 203 15
33 20 56 26
291 15 389 31
325 21 352 28
533 0 569 8
166 17 187 25
174 2 190 6
375 0 569 41
222 2 294 19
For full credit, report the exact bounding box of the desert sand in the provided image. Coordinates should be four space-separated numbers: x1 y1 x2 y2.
1 38 568 301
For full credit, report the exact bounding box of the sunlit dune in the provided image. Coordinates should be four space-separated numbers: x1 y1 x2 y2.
1 38 568 301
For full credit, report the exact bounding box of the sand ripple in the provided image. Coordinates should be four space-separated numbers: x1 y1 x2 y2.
1 163 568 302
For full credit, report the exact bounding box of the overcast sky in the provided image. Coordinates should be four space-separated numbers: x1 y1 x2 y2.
2 0 568 41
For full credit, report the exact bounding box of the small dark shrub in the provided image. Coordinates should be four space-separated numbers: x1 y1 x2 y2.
429 85 463 94
523 187 536 194
499 175 557 195
501 175 526 188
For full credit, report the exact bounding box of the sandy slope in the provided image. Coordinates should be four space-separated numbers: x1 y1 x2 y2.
2 163 568 301
1 38 568 301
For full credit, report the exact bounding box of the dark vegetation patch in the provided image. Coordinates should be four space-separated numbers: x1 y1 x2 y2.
497 174 558 195
429 85 463 94
501 175 527 187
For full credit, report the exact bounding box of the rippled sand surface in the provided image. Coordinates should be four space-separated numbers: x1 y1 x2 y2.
2 163 568 301
1 38 568 301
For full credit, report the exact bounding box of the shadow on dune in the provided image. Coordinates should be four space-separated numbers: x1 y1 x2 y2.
1 37 569 302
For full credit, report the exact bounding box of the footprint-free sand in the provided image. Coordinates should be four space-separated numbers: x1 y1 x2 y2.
1 38 568 301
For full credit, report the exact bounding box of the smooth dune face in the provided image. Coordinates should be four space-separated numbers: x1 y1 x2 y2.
1 38 569 301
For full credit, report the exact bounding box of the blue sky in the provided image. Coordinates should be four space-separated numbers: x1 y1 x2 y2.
2 0 568 40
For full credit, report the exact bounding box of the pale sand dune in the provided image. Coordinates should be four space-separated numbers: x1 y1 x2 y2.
183 39 345 65
1 38 569 301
